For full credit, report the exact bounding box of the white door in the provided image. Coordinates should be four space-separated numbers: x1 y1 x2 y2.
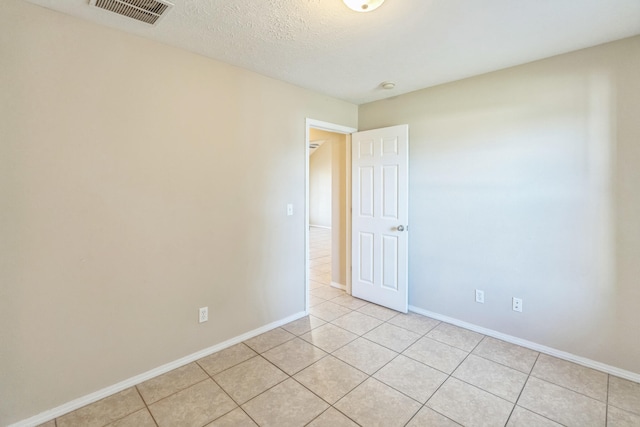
351 125 409 313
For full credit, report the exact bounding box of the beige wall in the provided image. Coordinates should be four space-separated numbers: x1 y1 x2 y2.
359 36 640 375
330 133 348 287
309 141 332 228
308 129 348 286
0 0 357 424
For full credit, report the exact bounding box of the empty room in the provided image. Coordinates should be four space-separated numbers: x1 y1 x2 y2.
1 0 640 426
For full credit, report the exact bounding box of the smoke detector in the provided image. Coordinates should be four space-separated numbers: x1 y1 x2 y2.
89 0 174 25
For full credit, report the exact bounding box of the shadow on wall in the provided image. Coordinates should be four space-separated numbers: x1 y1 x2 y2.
415 71 618 356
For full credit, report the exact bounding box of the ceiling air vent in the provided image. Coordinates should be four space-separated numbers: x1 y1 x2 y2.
89 0 174 25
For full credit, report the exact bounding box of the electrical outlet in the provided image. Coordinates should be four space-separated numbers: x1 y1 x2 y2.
475 289 485 304
512 298 523 312
199 307 208 323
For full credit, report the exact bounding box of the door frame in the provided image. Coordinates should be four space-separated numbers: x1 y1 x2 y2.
305 118 358 313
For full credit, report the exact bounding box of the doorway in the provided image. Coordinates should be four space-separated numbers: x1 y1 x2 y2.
305 119 357 312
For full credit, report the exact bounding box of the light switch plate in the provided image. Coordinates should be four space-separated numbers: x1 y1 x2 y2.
287 204 293 216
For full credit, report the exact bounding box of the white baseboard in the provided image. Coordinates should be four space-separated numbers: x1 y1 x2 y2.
309 224 331 230
409 305 640 383
10 311 307 427
330 281 346 290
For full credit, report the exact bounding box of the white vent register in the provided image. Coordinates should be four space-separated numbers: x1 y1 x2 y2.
89 0 173 25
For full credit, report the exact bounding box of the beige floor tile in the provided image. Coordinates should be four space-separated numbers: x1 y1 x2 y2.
300 323 357 352
310 273 331 284
105 409 156 427
403 336 468 374
205 408 257 426
309 301 351 322
242 379 328 427
609 376 640 416
608 405 640 427
330 311 383 335
309 280 325 290
518 376 606 427
506 406 563 426
374 354 447 403
406 407 462 426
281 315 326 336
427 377 513 427
294 355 368 404
335 378 421 427
357 303 400 321
57 387 145 427
309 257 331 267
364 323 421 352
307 408 359 427
213 356 287 404
262 337 326 375
149 379 236 427
426 323 484 352
311 286 345 300
137 362 208 404
309 295 327 307
313 263 332 274
333 337 398 375
388 312 440 335
472 337 539 374
197 343 257 376
531 354 608 401
452 354 528 402
243 328 295 354
330 294 369 310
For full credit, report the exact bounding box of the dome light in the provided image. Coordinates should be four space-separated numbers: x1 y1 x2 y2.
343 0 385 13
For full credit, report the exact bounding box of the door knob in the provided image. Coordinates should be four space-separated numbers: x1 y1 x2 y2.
397 225 405 232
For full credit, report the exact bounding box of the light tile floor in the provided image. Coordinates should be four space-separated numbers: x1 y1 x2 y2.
40 228 640 426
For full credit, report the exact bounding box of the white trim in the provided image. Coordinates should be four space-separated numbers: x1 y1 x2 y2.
330 281 346 291
409 305 640 383
305 121 310 313
9 311 307 427
309 224 332 230
305 118 357 312
306 119 357 135
344 134 352 295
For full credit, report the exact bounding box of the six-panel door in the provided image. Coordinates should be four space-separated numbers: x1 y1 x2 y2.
351 125 409 313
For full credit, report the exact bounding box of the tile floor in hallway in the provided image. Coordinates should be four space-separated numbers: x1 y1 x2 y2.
39 227 640 427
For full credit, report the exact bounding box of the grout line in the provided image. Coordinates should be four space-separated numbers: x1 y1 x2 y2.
197 357 247 425
605 374 610 427
402 403 425 426
134 385 159 427
230 407 260 427
510 353 576 426
527 371 610 403
470 349 537 375
504 353 539 426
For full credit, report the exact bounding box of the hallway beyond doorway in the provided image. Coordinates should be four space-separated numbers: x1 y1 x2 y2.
309 227 346 306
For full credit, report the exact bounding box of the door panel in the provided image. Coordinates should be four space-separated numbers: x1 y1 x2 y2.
351 125 409 313
359 166 374 217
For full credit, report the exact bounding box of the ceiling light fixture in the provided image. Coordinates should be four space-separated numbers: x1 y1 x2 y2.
381 81 395 90
343 0 385 12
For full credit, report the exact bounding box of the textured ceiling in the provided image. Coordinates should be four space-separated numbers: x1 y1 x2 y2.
24 0 640 104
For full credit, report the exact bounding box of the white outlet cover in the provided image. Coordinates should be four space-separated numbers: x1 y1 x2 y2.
512 298 523 312
475 289 484 304
199 307 208 323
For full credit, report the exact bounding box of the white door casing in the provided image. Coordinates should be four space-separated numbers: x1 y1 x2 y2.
351 125 409 313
